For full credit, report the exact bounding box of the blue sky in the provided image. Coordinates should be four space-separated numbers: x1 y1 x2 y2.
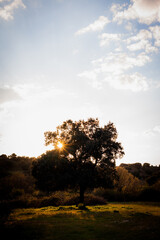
0 0 160 166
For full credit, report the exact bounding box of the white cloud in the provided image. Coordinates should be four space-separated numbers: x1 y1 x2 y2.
112 0 160 25
73 49 79 55
0 0 10 2
12 83 65 102
127 40 147 51
75 16 110 35
126 29 152 43
78 69 102 89
104 72 149 92
78 52 150 92
145 43 158 53
93 52 151 74
115 46 123 52
99 33 122 47
110 3 127 16
0 0 25 21
0 82 78 157
150 25 160 46
127 39 158 53
0 83 66 109
0 86 21 104
125 22 133 31
126 28 159 53
78 70 97 81
154 125 160 133
145 125 160 136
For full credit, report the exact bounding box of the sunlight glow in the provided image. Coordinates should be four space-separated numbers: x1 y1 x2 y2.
57 142 63 149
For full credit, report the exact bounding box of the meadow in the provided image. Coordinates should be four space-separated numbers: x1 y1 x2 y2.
1 202 160 240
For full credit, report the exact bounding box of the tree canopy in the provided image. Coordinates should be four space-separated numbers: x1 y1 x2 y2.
33 118 124 203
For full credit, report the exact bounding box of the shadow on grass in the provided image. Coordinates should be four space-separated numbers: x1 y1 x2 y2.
1 204 160 240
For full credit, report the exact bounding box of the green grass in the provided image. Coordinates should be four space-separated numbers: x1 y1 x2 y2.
1 203 160 240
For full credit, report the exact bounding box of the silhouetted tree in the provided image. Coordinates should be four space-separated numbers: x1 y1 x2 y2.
33 118 124 203
32 150 73 192
116 167 143 194
0 154 35 200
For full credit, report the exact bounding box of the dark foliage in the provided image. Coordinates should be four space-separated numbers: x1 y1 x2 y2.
38 118 124 203
1 117 160 215
138 187 160 202
120 163 160 183
32 150 73 192
0 154 35 201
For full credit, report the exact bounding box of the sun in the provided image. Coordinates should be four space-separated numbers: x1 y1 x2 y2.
57 141 63 149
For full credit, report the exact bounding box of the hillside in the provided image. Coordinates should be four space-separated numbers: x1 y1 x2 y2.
120 163 160 185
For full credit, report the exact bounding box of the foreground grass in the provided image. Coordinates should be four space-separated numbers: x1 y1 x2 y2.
1 203 160 240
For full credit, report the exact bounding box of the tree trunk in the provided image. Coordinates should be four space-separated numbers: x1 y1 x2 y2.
79 185 85 203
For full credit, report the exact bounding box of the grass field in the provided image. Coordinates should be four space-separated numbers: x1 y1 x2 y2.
1 203 160 240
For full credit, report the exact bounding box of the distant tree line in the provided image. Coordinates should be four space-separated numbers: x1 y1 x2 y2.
0 153 160 204
120 163 160 186
0 118 160 214
0 153 35 201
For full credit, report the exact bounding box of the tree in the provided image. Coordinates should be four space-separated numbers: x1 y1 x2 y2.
0 154 35 200
116 167 143 194
33 118 124 203
32 150 73 193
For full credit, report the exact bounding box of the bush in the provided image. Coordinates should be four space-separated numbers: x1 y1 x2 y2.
93 188 121 201
77 203 88 210
116 167 143 194
84 194 107 205
38 196 62 207
138 187 160 202
29 191 107 207
0 198 29 217
63 194 79 206
63 193 107 206
93 187 140 202
0 172 35 201
0 191 107 216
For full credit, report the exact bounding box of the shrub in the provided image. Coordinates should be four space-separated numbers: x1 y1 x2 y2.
93 188 120 201
38 196 62 207
93 187 140 202
84 194 107 205
78 203 88 210
63 194 79 206
63 193 107 206
116 167 143 194
138 187 160 202
0 191 107 215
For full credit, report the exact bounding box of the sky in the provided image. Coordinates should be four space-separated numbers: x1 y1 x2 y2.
0 0 160 166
